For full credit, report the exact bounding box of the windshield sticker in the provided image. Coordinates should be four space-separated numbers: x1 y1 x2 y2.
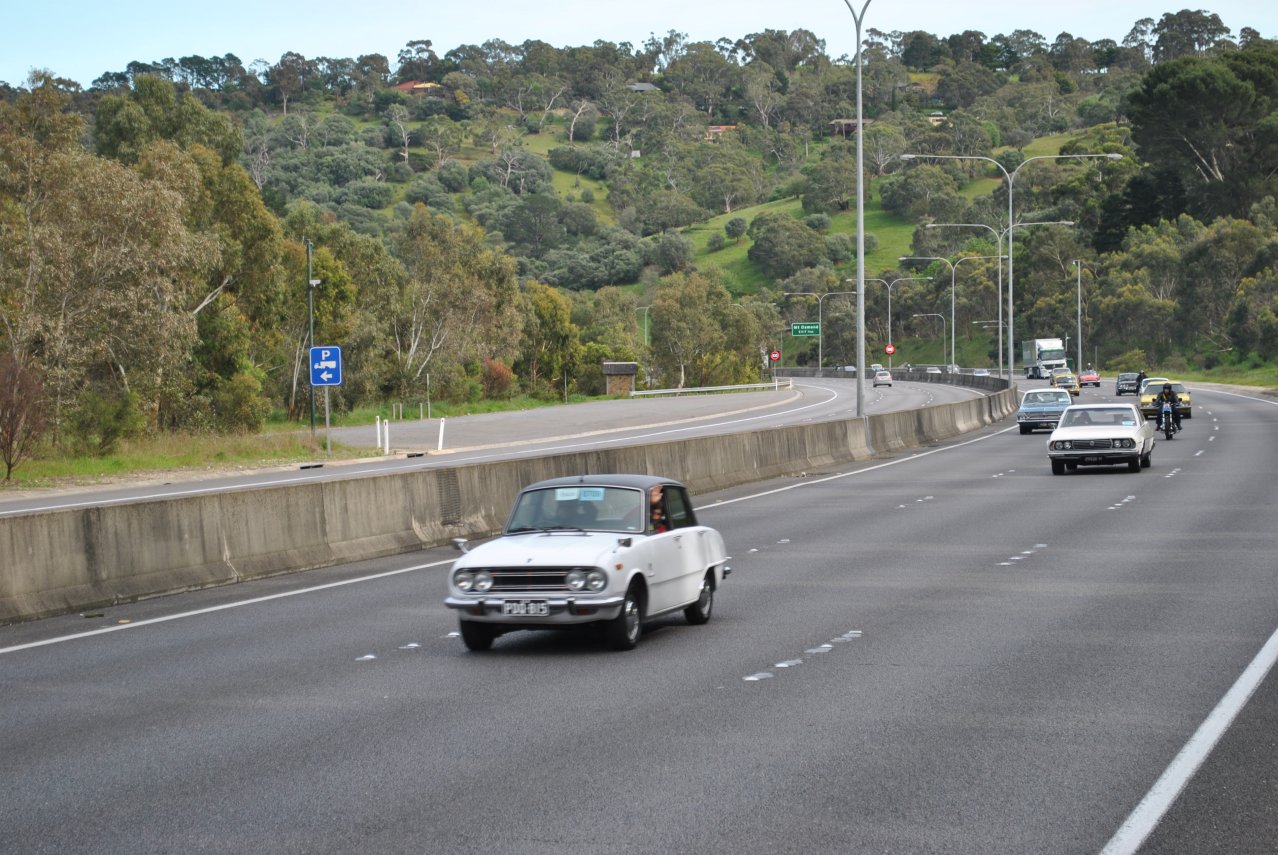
579 487 605 501
554 488 580 500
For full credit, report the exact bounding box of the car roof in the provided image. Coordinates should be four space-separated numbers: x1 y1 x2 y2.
1064 402 1140 411
521 474 683 492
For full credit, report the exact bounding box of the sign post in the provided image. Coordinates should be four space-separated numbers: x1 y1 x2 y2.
310 346 343 455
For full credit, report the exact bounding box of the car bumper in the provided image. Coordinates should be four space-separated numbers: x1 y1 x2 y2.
444 594 625 625
1018 415 1064 429
1048 451 1139 467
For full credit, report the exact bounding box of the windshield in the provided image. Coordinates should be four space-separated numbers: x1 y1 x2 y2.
1060 408 1137 428
1040 348 1066 360
1023 392 1067 405
506 485 645 534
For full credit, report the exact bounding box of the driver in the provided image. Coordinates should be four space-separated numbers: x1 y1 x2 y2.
1152 383 1182 430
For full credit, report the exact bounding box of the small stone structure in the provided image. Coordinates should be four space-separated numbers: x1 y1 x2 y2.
602 361 639 395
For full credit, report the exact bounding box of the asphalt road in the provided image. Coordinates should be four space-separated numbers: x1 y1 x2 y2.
3 383 1276 854
0 377 982 517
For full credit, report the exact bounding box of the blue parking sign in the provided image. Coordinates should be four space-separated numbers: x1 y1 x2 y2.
310 346 343 386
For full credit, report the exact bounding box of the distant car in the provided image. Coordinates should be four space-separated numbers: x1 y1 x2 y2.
1016 388 1073 434
1049 367 1073 387
1078 368 1101 387
870 363 884 372
1139 376 1170 395
445 474 730 651
872 370 892 387
1054 373 1081 396
1115 372 1140 395
1139 381 1193 419
925 366 942 375
1047 403 1155 474
972 368 991 377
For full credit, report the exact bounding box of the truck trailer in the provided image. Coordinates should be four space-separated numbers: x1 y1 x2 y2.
1022 338 1068 379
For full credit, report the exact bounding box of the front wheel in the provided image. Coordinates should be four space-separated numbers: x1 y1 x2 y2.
604 585 644 650
684 572 714 625
459 620 496 652
1051 460 1066 475
1128 457 1142 473
1164 425 1175 440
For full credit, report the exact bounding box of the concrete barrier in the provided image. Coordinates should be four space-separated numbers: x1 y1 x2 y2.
0 389 1016 623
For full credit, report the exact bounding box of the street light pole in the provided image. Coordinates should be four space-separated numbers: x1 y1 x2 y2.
901 151 1121 378
305 238 320 435
636 306 651 346
862 277 927 369
900 255 999 370
784 291 856 374
842 0 872 416
1075 260 1084 371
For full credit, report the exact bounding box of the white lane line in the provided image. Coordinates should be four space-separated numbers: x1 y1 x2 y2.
0 558 454 655
1099 625 1278 855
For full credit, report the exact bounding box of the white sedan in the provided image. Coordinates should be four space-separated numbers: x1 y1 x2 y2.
445 474 730 651
1046 403 1155 475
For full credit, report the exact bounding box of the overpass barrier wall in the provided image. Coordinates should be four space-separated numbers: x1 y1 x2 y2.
0 388 1016 623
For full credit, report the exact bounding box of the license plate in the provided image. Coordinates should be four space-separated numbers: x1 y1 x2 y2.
501 600 549 616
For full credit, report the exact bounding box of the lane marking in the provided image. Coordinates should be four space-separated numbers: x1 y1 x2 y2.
1099 625 1278 855
0 558 454 655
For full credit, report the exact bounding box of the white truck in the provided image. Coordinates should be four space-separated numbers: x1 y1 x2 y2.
1022 338 1068 379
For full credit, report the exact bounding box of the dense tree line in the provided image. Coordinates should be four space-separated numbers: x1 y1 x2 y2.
2 9 1278 477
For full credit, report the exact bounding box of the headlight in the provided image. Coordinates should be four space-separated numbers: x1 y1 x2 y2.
453 569 475 592
473 570 493 592
566 568 608 592
1117 438 1134 449
1052 441 1071 450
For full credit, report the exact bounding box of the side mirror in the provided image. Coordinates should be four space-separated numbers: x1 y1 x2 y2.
451 537 469 554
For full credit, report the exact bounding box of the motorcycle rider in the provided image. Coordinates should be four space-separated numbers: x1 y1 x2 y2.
1152 382 1182 431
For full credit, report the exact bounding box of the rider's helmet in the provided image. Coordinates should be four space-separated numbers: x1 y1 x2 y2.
1162 383 1172 393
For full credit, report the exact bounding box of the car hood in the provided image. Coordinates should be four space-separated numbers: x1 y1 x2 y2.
455 531 638 568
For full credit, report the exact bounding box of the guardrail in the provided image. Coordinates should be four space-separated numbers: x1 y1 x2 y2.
630 379 793 397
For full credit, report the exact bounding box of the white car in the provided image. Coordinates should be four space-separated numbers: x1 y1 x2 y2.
872 370 892 387
445 475 730 651
1046 403 1155 475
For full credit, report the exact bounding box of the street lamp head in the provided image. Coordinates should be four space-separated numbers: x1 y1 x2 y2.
1106 153 1123 161
309 279 322 287
900 154 916 160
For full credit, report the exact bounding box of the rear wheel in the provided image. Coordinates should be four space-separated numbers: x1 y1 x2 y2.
684 573 714 625
459 620 496 652
604 585 643 650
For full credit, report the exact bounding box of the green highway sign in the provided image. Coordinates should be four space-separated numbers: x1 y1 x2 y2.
791 322 820 336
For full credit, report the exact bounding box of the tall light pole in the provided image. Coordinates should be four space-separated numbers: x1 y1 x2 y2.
842 0 872 416
784 291 856 374
925 221 1074 379
636 306 651 346
1075 260 1084 371
912 313 946 365
305 238 322 435
861 276 927 369
900 255 999 370
901 151 1121 377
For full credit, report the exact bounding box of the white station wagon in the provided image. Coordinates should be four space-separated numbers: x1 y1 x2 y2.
445 474 730 651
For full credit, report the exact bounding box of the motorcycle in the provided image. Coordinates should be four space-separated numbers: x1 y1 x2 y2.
1158 402 1179 440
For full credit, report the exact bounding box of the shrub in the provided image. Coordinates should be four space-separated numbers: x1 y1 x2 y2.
706 232 726 252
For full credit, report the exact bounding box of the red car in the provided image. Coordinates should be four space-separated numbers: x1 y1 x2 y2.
1078 368 1101 387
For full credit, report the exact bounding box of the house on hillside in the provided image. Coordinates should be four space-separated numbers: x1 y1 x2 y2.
627 82 660 93
829 118 875 138
704 124 737 142
394 81 445 97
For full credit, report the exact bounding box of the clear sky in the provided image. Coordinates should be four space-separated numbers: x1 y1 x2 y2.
5 1 1276 88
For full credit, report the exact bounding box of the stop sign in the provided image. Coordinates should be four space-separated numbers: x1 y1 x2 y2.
885 343 896 355
769 350 781 362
